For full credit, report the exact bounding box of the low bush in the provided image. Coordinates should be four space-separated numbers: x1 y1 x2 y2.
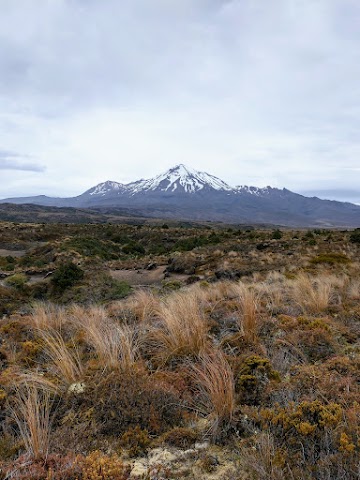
235 355 280 405
51 262 84 292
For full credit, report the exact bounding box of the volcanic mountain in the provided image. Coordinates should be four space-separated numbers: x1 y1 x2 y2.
1 164 360 227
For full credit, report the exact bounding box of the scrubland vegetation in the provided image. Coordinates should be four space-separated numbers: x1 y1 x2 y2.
0 221 359 479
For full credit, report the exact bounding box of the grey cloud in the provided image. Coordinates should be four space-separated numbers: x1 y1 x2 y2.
0 151 45 172
0 0 359 199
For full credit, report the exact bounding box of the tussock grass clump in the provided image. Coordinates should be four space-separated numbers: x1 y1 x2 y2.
232 283 261 342
151 291 209 361
70 305 140 372
38 328 83 386
189 350 235 438
10 383 54 460
291 273 336 313
126 288 160 323
31 302 68 331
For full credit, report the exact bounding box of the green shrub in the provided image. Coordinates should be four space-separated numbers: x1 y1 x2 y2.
272 229 283 240
51 262 84 292
122 241 145 255
235 355 280 405
310 253 351 265
5 273 27 290
349 229 360 244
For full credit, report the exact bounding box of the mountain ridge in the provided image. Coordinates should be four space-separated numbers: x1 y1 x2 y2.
1 164 360 227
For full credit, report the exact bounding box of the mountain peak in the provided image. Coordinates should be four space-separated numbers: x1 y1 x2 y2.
85 180 126 197
127 164 232 194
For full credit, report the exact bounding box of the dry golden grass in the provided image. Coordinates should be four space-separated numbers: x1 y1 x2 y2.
10 383 54 460
38 328 83 386
189 350 235 438
348 279 360 300
126 288 160 323
231 283 261 342
12 371 59 394
150 290 209 361
207 280 235 302
291 273 336 313
238 433 285 480
31 302 68 331
70 305 139 371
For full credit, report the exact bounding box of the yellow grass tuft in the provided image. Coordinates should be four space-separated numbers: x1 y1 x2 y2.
291 273 335 313
127 288 160 323
70 305 139 371
10 383 54 460
150 291 209 361
38 328 83 386
189 350 235 438
31 302 68 331
232 283 261 342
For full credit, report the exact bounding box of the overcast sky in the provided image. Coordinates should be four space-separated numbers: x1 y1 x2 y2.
0 0 359 203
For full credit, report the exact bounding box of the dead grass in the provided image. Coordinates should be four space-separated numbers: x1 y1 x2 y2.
30 302 67 331
189 350 235 438
10 383 54 460
232 283 261 342
238 433 286 480
150 291 209 361
37 328 83 386
126 288 160 322
291 273 336 313
70 305 140 371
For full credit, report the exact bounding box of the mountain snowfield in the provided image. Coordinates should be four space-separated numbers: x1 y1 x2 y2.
87 164 235 196
1 164 360 227
127 164 233 194
86 164 288 199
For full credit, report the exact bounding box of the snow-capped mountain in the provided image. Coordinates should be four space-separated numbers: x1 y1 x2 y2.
85 181 127 196
2 164 360 227
127 164 232 194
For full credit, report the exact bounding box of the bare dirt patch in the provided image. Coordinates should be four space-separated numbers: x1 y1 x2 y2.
109 266 189 286
0 249 25 257
109 266 167 285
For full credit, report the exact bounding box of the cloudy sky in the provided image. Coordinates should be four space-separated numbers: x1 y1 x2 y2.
0 0 359 203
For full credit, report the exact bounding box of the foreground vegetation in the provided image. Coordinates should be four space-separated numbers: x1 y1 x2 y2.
0 221 359 479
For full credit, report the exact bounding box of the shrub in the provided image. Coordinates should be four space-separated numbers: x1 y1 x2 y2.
349 229 360 244
120 425 150 457
51 262 84 292
310 253 351 265
122 241 145 255
58 370 185 441
4 273 27 290
160 427 199 449
77 450 130 479
235 355 280 405
272 229 283 240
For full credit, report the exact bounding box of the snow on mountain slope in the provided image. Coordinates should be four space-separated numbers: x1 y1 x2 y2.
235 185 272 196
84 181 127 196
127 164 233 194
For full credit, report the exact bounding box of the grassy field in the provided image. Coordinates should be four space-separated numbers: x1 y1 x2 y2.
0 221 359 479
